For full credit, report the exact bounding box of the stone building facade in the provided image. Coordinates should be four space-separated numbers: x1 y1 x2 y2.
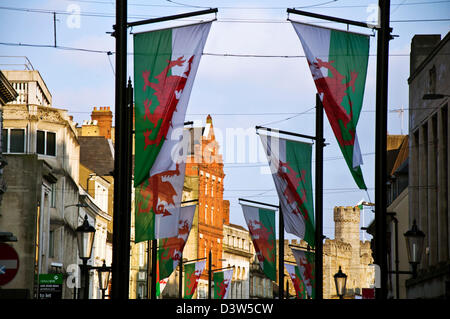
385 135 410 299
180 115 229 298
282 206 374 299
407 32 450 298
0 71 17 207
157 115 236 299
77 107 117 299
0 70 81 299
223 223 254 299
325 206 374 298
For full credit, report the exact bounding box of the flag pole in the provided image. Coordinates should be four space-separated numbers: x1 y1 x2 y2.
208 249 212 299
315 93 324 300
375 0 391 300
112 0 131 300
146 240 151 299
279 202 284 299
151 239 157 299
179 251 183 299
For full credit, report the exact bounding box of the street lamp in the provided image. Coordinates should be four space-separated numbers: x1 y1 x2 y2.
97 260 111 299
404 219 425 278
334 266 347 299
76 214 96 299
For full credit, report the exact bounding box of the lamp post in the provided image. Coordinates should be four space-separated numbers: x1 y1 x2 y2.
404 219 425 278
334 266 347 300
386 216 425 298
97 260 111 299
76 214 96 299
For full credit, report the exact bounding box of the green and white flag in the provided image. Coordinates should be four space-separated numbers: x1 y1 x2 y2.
291 22 369 189
213 269 233 299
133 22 211 243
184 260 206 299
158 204 196 279
292 248 315 299
285 263 307 299
241 204 277 281
259 134 315 247
156 278 168 297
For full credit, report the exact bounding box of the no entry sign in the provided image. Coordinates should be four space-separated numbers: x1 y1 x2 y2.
0 243 19 286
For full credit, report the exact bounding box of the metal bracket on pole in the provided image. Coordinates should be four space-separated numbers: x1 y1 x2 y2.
238 198 279 209
127 8 218 28
286 8 379 30
211 265 235 273
256 125 320 142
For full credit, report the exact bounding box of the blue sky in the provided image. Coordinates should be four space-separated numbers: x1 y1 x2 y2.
1 0 449 241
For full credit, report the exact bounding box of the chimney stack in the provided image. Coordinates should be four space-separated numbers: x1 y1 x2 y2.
91 106 113 139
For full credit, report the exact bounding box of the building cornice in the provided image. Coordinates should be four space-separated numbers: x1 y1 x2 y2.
0 71 18 105
408 31 450 84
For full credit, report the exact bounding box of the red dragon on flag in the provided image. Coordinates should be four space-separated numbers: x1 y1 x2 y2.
141 56 194 149
185 269 202 297
247 220 275 264
136 163 181 217
310 58 358 147
216 279 230 299
278 161 309 221
159 219 190 262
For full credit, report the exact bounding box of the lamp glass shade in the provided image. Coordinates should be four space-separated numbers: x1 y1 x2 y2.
97 262 111 290
404 220 425 265
334 266 347 298
76 215 96 260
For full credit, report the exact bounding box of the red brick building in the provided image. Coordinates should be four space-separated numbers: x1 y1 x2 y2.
184 115 229 284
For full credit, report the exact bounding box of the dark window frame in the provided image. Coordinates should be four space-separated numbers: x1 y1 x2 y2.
36 130 56 156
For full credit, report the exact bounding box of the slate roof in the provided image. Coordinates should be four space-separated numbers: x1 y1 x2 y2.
79 136 114 176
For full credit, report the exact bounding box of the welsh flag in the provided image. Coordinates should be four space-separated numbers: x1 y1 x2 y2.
291 22 369 189
184 260 206 299
155 257 167 298
285 263 307 299
156 278 168 297
158 205 196 279
133 22 211 243
292 248 315 299
259 134 315 247
213 268 233 299
241 204 277 281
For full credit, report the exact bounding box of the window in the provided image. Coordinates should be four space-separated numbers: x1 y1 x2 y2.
49 230 55 258
2 128 25 153
428 65 436 94
50 183 57 208
37 130 56 156
139 243 145 267
1 129 6 153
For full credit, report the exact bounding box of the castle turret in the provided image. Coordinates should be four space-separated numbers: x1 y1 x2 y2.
334 206 362 294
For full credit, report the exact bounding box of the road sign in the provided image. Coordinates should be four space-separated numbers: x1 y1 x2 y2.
0 243 20 286
38 274 63 299
362 288 375 299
